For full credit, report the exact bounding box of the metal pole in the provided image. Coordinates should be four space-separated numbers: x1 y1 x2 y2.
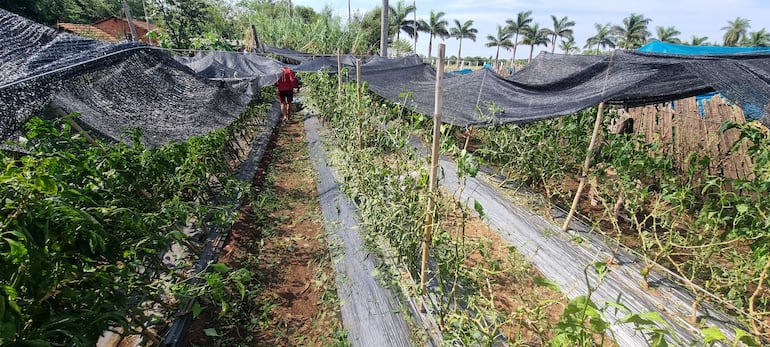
420 43 445 294
380 0 389 57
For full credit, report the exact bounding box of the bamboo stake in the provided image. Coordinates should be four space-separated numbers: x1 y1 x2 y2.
337 48 342 99
356 58 363 149
421 43 445 294
463 126 473 151
49 106 98 146
562 102 605 232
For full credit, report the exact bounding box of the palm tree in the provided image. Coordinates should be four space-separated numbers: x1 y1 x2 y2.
655 26 681 43
559 37 580 54
520 23 549 62
585 22 615 53
613 13 652 49
743 29 770 47
545 15 575 53
417 10 449 59
505 10 533 71
689 35 710 46
485 25 513 69
721 17 751 46
450 19 478 68
389 1 416 43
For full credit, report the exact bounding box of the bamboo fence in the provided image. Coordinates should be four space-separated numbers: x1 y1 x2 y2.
619 95 755 180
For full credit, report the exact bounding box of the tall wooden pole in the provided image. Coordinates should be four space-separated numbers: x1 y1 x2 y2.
337 48 342 98
288 0 293 17
348 0 351 26
357 59 363 149
251 25 260 52
562 102 605 232
413 0 417 53
421 43 445 294
122 0 138 42
141 0 151 44
380 0 389 57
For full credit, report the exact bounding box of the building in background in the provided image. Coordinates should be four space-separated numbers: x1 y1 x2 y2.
93 16 156 43
57 16 156 43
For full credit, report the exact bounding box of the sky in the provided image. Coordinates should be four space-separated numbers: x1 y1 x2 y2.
291 0 770 60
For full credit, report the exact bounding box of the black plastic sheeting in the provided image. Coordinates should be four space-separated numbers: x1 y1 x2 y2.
0 9 253 147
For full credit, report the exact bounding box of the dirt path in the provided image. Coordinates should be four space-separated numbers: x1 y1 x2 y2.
183 112 344 346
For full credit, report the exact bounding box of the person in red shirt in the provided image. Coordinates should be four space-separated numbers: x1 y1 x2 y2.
276 67 300 122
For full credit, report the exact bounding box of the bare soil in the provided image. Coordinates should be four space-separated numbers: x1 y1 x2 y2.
182 114 342 346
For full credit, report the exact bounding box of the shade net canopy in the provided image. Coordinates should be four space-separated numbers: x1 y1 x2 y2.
173 50 285 88
1 9 252 147
354 50 770 127
291 54 359 73
5 6 770 146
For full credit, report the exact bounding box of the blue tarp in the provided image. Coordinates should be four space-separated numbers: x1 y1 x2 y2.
639 40 770 55
449 68 472 75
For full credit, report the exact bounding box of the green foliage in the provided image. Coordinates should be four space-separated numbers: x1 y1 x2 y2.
0 110 251 345
474 110 590 199
0 0 146 25
239 6 375 55
303 68 562 345
154 0 212 49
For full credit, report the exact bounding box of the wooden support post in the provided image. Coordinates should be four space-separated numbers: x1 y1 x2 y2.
141 0 151 44
337 48 343 99
122 0 139 42
463 126 473 152
250 25 261 52
562 102 605 232
413 0 417 52
356 58 363 149
49 106 99 146
421 43 445 294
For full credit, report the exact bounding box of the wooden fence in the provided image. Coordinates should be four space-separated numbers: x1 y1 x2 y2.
618 95 755 180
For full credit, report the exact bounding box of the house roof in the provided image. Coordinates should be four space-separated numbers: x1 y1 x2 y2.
57 23 119 42
93 16 157 31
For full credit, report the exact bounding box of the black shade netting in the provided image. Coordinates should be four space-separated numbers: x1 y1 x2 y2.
356 50 770 127
1 9 253 147
292 54 360 73
173 51 285 88
263 44 314 64
53 50 251 147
